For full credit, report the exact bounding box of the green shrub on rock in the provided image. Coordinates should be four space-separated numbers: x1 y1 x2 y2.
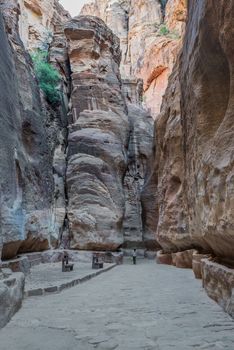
158 24 170 36
31 50 61 105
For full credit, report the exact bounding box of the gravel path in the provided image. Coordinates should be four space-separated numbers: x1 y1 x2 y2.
0 259 234 350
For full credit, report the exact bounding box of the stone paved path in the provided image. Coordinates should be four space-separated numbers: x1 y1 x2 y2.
25 262 115 296
0 259 234 350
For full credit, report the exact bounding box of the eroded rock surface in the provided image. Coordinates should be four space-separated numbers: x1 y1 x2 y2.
81 0 186 118
64 16 129 250
143 0 234 262
62 16 156 251
18 0 70 50
0 5 55 259
180 0 234 258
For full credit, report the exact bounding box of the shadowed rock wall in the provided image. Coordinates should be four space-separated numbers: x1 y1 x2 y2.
64 16 130 250
0 3 56 259
144 0 234 260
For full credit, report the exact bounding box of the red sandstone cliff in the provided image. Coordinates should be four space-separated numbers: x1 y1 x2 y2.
81 0 186 118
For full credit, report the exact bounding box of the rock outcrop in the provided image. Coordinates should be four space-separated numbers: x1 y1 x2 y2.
180 0 234 258
142 62 190 252
18 0 70 50
143 0 234 262
81 0 186 118
122 102 154 248
0 5 56 259
0 0 156 258
63 16 155 251
64 16 129 250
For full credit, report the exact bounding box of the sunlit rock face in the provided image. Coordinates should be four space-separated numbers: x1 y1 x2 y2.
80 0 132 77
81 0 186 118
0 5 55 259
18 0 70 50
141 63 191 252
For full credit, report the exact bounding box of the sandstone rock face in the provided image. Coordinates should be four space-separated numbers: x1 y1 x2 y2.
81 0 131 78
0 4 57 259
63 16 156 250
0 0 157 257
81 0 186 118
144 0 234 261
18 0 70 50
0 269 25 329
142 63 190 252
123 102 154 248
64 16 129 250
179 0 234 258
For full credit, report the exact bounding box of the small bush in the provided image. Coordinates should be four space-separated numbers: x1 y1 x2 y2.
157 25 181 39
158 24 170 36
31 50 61 105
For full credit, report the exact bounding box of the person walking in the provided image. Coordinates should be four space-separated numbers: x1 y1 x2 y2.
132 249 137 265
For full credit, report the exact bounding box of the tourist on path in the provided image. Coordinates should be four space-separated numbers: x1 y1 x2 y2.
133 249 137 265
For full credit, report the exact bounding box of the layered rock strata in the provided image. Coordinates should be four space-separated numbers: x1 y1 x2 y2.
0 5 56 259
18 0 70 50
180 0 234 258
0 0 156 259
144 0 234 260
143 0 234 316
63 16 155 250
64 16 129 250
81 0 186 118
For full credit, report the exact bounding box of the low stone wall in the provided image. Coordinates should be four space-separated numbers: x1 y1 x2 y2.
156 250 172 265
192 252 212 279
0 269 25 329
156 249 195 268
1 250 123 274
156 249 234 318
201 259 234 318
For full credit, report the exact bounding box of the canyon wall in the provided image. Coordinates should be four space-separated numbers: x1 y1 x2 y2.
146 0 234 260
63 16 154 250
1 0 233 262
64 16 129 250
0 2 54 259
0 0 156 257
81 0 186 118
18 0 70 50
180 0 234 258
0 0 71 260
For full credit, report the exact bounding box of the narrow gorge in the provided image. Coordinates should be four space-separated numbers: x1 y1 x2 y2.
0 0 234 331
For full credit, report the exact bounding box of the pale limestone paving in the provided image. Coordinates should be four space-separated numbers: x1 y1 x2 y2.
25 262 116 296
0 261 234 350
